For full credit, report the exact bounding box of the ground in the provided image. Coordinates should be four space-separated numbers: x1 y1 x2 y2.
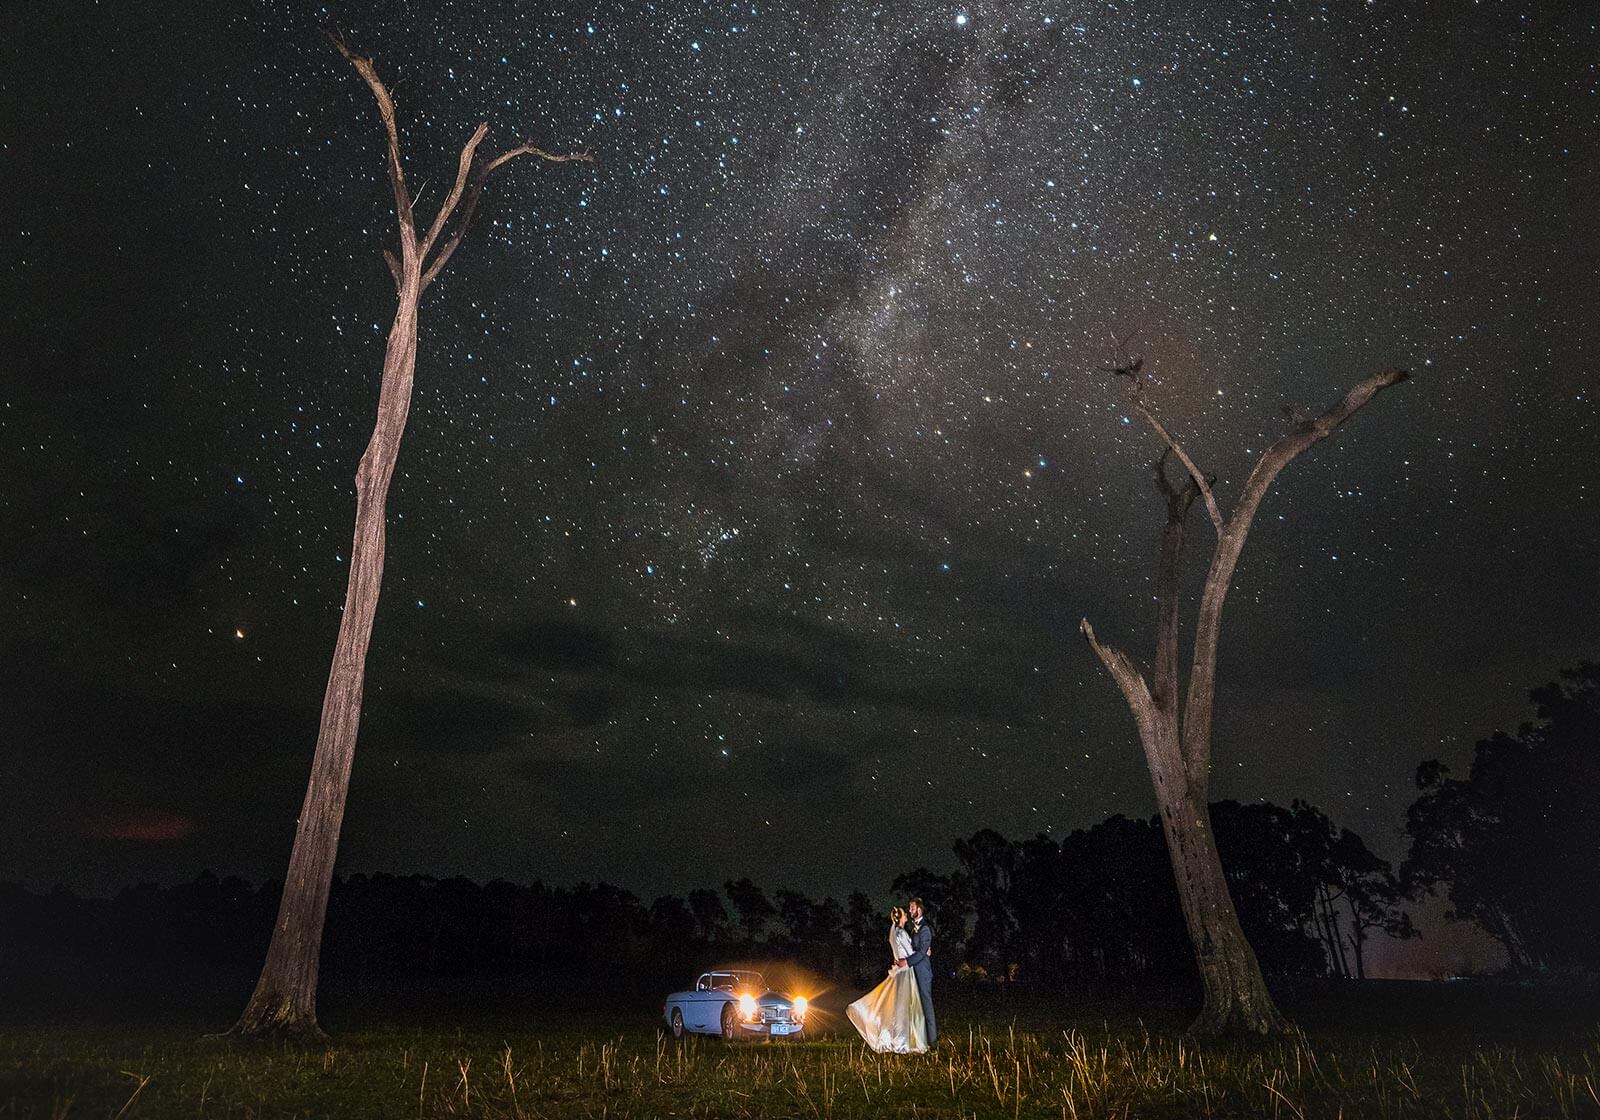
3 984 1597 1118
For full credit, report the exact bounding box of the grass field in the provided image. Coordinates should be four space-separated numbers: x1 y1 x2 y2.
4 987 1598 1118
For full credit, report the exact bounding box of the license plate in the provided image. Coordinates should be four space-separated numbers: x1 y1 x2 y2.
769 1023 794 1035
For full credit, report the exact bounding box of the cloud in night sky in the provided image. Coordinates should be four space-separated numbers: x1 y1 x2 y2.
81 812 201 844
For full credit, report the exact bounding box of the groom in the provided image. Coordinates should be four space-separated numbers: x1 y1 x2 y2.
895 896 937 1047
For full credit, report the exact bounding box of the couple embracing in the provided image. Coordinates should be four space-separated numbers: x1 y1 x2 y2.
846 896 937 1054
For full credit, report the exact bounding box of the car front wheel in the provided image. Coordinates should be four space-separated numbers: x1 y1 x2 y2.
671 1009 685 1040
721 1004 737 1042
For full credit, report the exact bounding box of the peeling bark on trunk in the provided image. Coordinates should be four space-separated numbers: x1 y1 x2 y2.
1081 365 1408 1036
226 37 589 1042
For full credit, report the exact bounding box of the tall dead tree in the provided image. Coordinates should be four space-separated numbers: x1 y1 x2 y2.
1080 361 1408 1034
229 37 590 1041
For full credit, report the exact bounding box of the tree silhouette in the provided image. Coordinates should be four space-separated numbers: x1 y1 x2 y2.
953 829 1019 976
1208 802 1327 979
687 888 730 944
1058 814 1188 984
1010 835 1072 988
845 890 880 981
6 792 1433 1022
1079 358 1408 1033
775 889 817 943
228 36 590 1040
890 867 971 963
649 896 696 947
723 878 776 944
1403 662 1600 973
813 896 846 948
1287 802 1415 979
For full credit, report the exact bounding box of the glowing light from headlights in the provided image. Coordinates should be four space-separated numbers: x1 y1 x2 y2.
793 996 808 1018
739 993 758 1019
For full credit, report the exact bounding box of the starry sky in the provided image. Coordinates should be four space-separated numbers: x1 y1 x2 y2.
2 0 1596 907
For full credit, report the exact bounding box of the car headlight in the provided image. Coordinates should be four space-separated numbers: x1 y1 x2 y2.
739 994 758 1020
793 996 808 1019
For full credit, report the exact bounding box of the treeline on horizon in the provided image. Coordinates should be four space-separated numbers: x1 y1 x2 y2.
1 798 1404 1005
3 663 1595 1012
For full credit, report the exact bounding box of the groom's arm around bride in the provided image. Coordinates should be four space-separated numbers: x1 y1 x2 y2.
898 916 932 967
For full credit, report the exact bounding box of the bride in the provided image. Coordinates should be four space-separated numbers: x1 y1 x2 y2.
846 907 928 1053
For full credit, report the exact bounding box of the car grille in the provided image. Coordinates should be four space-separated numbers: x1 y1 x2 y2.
760 1008 796 1023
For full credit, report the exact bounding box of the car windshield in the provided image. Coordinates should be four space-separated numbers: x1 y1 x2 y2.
700 970 765 992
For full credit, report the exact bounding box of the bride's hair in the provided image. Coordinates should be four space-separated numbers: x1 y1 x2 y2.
888 905 907 927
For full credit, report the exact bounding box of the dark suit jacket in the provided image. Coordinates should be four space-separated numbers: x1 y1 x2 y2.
904 917 933 968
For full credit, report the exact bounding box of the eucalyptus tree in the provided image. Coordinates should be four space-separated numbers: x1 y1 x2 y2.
230 36 590 1040
1080 360 1408 1033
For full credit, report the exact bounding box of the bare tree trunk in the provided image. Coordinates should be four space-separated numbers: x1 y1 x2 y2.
1347 907 1368 980
1310 886 1337 972
1081 455 1286 1034
1165 788 1285 1032
1080 645 1286 1032
226 36 588 1041
1081 364 1408 1035
1486 905 1529 973
1321 888 1351 978
232 286 419 1040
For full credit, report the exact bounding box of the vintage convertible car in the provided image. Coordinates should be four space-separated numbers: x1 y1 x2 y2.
662 970 808 1041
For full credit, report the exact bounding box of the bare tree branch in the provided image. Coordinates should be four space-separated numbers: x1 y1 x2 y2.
1153 448 1206 725
420 142 594 290
418 122 489 261
1135 400 1225 536
1079 619 1160 743
328 32 417 261
1103 348 1224 534
383 249 402 290
1153 447 1178 501
1179 367 1411 786
1235 369 1410 529
330 30 592 291
483 141 594 175
1153 444 1215 509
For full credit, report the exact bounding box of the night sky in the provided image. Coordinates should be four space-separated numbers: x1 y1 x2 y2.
3 1 1596 918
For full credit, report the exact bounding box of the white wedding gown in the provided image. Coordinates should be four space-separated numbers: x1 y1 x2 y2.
846 926 928 1053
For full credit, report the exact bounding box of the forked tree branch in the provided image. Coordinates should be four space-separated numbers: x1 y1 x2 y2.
421 142 594 289
1105 354 1224 535
1136 400 1225 535
1153 446 1210 512
330 31 593 291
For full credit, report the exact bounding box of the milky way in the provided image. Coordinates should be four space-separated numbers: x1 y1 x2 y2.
2 0 1596 901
